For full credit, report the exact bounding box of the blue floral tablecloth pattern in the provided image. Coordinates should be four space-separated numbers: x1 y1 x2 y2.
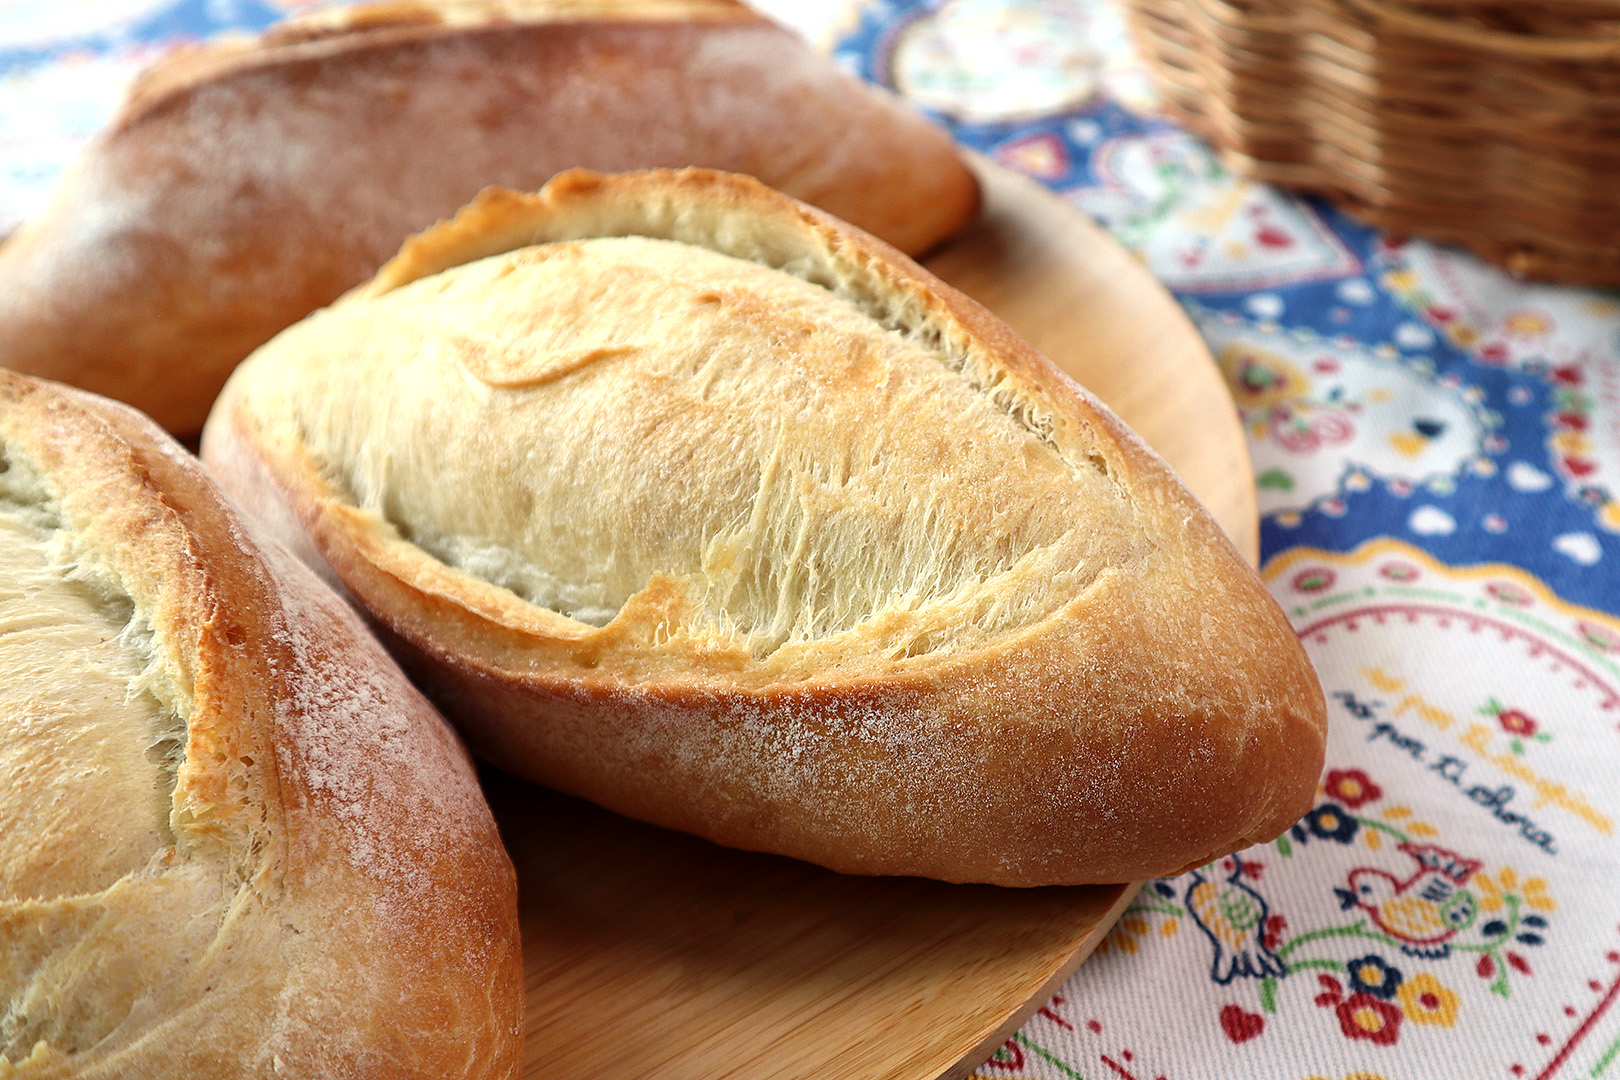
4 2 1618 1078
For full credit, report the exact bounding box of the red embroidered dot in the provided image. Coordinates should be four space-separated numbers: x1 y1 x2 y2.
1512 1066 1525 1076
1088 1020 1102 1033
1421 993 1440 1010
1537 1034 1551 1045
1608 951 1619 963
1566 1006 1578 1016
1592 980 1604 992
1123 1050 1134 1062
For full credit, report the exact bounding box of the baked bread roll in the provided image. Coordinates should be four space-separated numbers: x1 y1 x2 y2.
202 167 1327 887
0 0 978 436
0 370 522 1077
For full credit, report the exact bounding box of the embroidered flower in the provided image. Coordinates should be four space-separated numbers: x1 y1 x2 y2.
1479 699 1552 754
1096 884 1184 957
1302 803 1359 844
1261 914 1287 952
1336 993 1402 1045
1477 872 1505 913
1397 973 1459 1027
1446 323 1481 349
1220 345 1310 411
1324 769 1382 809
977 1038 1024 1072
1100 915 1150 955
1476 867 1556 914
1497 709 1538 737
1486 581 1533 607
1378 561 1419 582
1293 567 1336 592
1580 621 1620 654
1346 955 1403 1000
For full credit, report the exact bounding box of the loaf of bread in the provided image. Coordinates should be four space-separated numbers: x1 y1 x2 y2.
0 370 522 1077
0 0 978 436
202 167 1327 887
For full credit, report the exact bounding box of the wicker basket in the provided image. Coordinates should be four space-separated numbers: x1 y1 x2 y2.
1123 0 1620 285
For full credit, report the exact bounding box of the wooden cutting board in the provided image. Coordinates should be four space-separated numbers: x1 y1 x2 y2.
486 157 1256 1080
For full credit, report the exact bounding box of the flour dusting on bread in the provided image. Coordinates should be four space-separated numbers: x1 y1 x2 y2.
263 231 1140 670
1 370 523 1076
204 168 1327 886
0 0 978 434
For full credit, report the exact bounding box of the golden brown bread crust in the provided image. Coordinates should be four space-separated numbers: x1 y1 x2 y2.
0 0 978 435
202 168 1327 886
0 370 522 1077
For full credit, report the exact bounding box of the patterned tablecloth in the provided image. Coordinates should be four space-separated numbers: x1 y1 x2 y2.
7 3 1619 1079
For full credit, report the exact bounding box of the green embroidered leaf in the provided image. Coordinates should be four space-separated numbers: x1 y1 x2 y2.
1257 468 1294 491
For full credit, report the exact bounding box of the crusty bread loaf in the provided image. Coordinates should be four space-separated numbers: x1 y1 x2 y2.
202 167 1327 887
0 0 978 436
0 370 522 1077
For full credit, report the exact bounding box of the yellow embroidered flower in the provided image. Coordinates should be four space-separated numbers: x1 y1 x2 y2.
1218 344 1311 411
1447 324 1480 348
1095 905 1184 957
1478 870 1506 912
1397 973 1459 1027
1476 868 1556 914
1503 310 1550 337
1098 915 1148 955
1552 430 1592 456
1522 876 1555 913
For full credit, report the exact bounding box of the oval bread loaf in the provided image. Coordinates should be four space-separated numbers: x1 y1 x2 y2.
0 371 522 1077
202 167 1328 887
0 0 978 436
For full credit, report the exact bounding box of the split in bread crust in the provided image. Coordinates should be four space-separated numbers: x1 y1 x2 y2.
203 167 1328 887
0 0 978 435
0 370 522 1078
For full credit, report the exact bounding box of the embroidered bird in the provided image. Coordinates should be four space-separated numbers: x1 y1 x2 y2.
1185 856 1286 984
1336 842 1481 958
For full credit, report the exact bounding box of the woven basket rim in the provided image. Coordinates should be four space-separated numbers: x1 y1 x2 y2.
1340 0 1620 59
1124 0 1620 285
